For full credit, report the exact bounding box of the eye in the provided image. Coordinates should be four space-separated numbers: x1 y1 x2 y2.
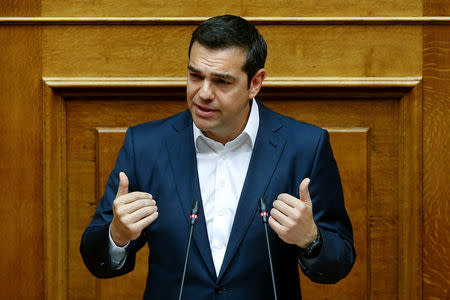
216 78 231 85
189 73 202 80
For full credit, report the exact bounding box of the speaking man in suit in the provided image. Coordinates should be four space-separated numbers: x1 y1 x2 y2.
81 15 355 299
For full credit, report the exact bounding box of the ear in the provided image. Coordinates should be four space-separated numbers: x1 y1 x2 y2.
248 68 266 99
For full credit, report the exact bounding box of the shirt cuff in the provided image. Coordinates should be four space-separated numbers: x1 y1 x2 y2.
108 224 129 269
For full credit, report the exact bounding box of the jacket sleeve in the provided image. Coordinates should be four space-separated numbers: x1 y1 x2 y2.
299 129 356 284
80 127 147 278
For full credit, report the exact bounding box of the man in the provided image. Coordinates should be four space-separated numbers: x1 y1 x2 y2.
81 15 355 299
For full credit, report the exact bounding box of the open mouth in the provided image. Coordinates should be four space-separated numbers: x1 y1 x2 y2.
195 104 217 117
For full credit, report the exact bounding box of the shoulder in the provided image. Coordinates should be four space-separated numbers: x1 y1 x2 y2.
123 110 191 152
128 109 191 138
259 101 326 145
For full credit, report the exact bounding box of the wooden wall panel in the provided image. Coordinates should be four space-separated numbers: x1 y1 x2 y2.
42 25 421 77
0 26 43 298
264 97 401 299
423 26 450 300
95 128 149 299
66 99 186 299
3 0 450 299
0 0 41 17
55 78 419 299
425 0 450 16
41 0 422 17
301 129 369 299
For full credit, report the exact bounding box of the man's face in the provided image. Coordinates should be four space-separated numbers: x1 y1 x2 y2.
187 42 265 144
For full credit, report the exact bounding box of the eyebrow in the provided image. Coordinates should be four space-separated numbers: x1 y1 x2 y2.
188 64 235 81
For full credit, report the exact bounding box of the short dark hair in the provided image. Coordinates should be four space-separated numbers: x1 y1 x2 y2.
188 15 267 87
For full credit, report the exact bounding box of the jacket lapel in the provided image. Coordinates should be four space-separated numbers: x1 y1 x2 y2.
166 111 217 279
217 103 286 281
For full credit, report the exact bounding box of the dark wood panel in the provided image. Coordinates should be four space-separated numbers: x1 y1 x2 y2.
67 99 186 299
300 129 369 299
65 95 401 299
0 26 43 298
264 99 400 299
424 0 450 16
423 26 450 300
95 128 149 299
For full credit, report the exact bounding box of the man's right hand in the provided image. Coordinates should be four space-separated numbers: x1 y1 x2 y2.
110 172 159 247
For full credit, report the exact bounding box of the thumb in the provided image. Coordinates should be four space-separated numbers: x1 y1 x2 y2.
299 178 312 205
116 172 129 197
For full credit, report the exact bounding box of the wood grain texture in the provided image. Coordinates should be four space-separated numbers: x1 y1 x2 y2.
67 99 186 299
300 128 369 299
0 25 43 298
42 25 421 77
0 0 41 17
263 97 401 299
425 0 450 16
43 86 67 300
422 26 450 300
95 128 149 299
398 83 423 300
41 0 422 17
53 80 413 298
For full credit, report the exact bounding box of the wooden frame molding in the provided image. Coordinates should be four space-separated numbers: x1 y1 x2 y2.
42 76 423 299
43 76 421 88
2 17 450 25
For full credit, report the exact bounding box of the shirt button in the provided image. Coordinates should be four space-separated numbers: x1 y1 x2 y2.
218 210 224 216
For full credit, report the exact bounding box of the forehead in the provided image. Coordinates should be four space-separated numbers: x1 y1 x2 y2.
188 42 247 74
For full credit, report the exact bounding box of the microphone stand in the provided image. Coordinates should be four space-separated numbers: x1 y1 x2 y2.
178 200 200 300
259 197 278 300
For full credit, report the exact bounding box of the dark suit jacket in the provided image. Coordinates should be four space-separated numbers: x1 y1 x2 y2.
80 101 355 300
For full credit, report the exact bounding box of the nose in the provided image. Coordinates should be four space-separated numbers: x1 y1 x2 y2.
198 80 214 101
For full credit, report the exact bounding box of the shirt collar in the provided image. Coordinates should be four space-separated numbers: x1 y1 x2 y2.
193 98 260 151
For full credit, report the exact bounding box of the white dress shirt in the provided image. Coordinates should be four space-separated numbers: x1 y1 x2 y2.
194 98 259 275
109 99 259 276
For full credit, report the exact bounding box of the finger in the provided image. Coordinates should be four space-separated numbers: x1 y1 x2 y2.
122 199 156 215
119 192 153 204
125 205 158 224
116 172 129 197
268 215 286 237
299 178 312 205
277 193 301 208
134 211 159 230
270 207 294 227
273 199 297 218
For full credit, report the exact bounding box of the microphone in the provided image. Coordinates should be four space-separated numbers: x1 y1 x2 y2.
258 197 278 300
178 200 200 300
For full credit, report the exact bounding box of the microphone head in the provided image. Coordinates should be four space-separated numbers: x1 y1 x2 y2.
258 197 267 213
191 199 200 215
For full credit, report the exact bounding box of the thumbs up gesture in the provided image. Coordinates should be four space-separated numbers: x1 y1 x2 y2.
268 178 318 248
110 172 159 246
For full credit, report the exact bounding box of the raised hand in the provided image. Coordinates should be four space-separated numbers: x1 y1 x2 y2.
110 172 159 246
268 178 318 248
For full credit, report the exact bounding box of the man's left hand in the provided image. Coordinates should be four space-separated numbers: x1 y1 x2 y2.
268 178 318 248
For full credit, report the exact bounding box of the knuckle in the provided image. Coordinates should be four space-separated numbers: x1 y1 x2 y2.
292 210 301 221
279 227 288 237
277 193 288 200
128 223 138 234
